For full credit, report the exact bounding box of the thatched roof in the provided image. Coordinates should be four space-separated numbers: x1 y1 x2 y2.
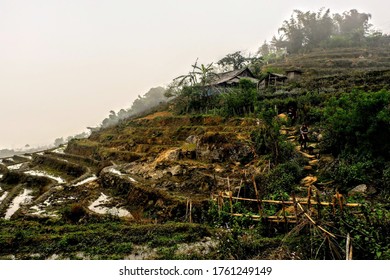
258 72 288 82
209 67 258 86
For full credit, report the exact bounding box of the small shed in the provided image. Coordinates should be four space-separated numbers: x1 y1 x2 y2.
258 72 288 89
209 67 259 87
286 69 303 81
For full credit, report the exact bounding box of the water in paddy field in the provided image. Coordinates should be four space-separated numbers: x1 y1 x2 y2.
88 192 133 219
4 189 34 219
24 170 66 184
73 175 97 186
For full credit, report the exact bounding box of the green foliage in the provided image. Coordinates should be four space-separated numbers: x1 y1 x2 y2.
320 90 390 192
251 111 295 165
61 203 87 223
173 85 220 114
272 8 375 54
217 51 251 71
322 90 390 158
261 160 303 195
220 83 257 117
330 156 375 191
334 203 390 259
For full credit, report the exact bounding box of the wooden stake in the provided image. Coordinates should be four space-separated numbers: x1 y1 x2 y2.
307 186 312 212
217 192 223 215
316 189 322 221
292 192 298 220
236 179 243 202
186 199 189 222
346 233 353 260
229 191 233 214
297 202 336 238
252 175 263 215
282 199 287 224
189 200 192 223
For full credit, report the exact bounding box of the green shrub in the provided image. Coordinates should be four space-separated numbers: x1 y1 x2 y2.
331 156 374 191
62 203 87 223
263 160 303 195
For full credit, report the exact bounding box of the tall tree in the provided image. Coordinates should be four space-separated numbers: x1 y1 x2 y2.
278 8 334 53
334 9 372 36
278 15 305 53
217 51 250 71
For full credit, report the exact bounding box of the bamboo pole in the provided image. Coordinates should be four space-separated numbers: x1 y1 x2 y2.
231 213 296 220
292 192 299 220
346 233 350 260
346 233 353 260
282 199 287 224
189 200 192 223
316 189 322 221
297 202 336 238
217 192 223 215
252 175 263 215
236 179 243 202
185 199 189 222
229 191 233 214
213 194 361 207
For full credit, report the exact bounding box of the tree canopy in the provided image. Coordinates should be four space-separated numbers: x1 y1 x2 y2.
264 8 386 55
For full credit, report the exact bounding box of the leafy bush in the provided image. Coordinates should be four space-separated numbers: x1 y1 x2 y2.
330 156 374 191
62 203 87 223
262 160 303 195
323 90 390 158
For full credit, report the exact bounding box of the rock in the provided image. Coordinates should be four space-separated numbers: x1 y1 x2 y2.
169 165 183 176
196 133 253 164
300 176 317 186
167 149 181 161
186 135 199 144
277 113 288 122
348 184 367 196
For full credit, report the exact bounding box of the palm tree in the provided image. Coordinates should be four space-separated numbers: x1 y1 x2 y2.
193 62 219 87
174 58 199 87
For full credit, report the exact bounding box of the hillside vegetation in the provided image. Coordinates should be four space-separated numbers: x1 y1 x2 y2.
1 8 390 260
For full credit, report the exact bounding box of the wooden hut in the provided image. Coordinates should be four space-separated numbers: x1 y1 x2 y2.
258 72 288 89
209 67 259 88
286 69 303 81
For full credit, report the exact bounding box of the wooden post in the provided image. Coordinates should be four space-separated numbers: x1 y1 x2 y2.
346 233 353 260
189 200 192 223
229 191 233 214
213 173 217 190
337 191 344 213
292 192 298 220
282 199 287 225
186 199 189 222
218 191 223 215
252 175 263 216
316 189 322 221
236 179 243 202
307 185 312 212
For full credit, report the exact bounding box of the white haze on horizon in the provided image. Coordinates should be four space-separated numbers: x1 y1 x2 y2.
1 0 389 149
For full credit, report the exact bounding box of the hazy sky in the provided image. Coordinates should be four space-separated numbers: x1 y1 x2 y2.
1 0 389 149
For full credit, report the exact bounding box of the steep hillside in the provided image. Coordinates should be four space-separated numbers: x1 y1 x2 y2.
263 47 390 92
1 47 390 260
